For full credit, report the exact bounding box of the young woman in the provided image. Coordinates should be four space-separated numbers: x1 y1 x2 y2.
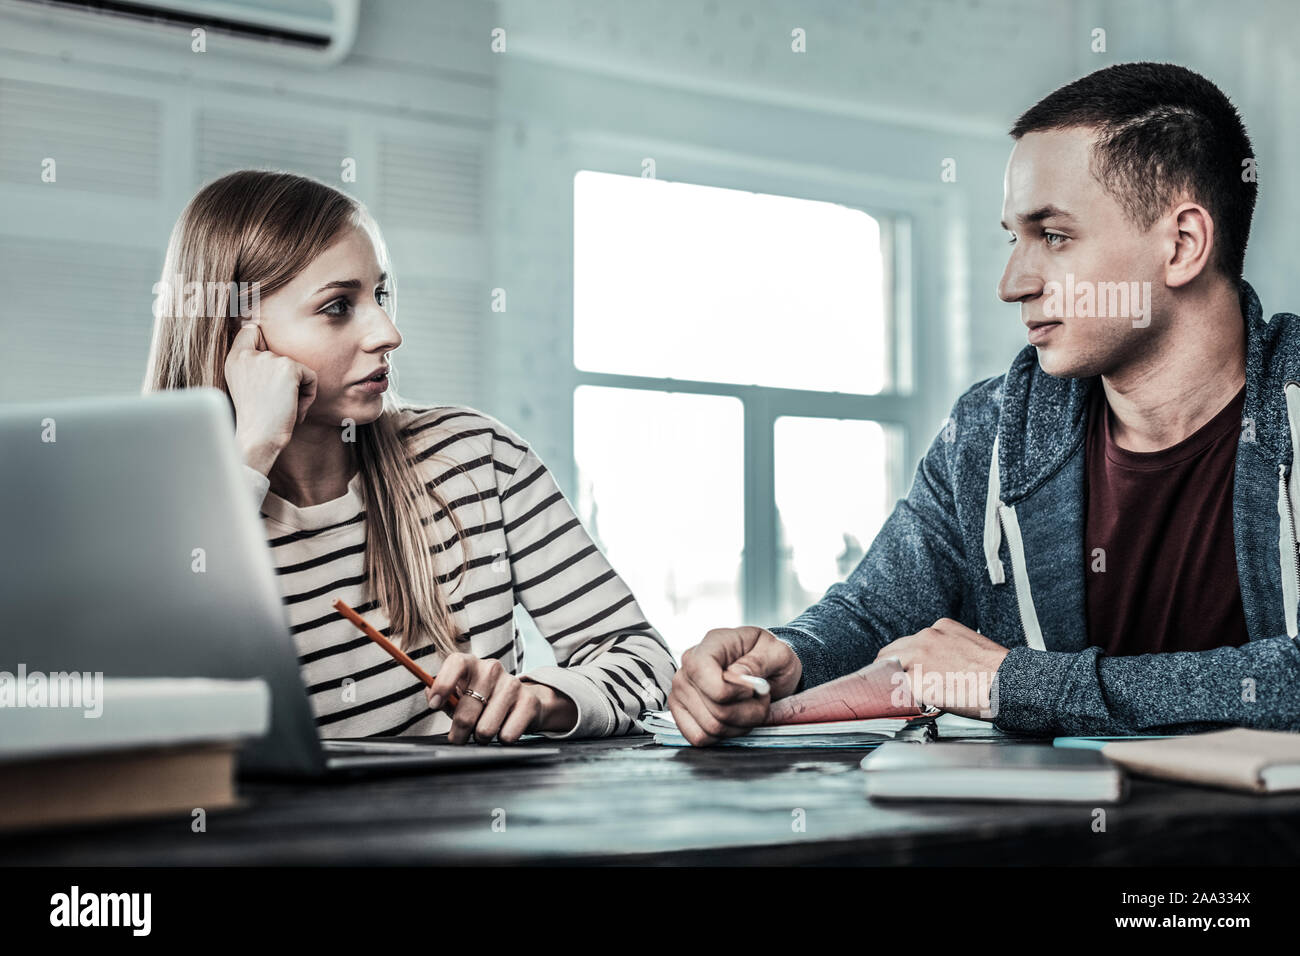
143 169 676 744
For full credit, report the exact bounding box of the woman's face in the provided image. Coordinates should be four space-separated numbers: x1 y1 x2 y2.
251 224 401 427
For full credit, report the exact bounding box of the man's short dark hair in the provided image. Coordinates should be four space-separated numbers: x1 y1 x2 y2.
1010 62 1257 282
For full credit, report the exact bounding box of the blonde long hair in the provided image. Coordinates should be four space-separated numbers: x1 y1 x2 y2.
143 169 469 656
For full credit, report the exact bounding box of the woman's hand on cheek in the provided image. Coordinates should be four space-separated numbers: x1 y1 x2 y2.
226 321 319 473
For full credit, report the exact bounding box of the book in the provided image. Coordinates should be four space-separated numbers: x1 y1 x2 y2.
637 709 936 748
1098 727 1300 793
637 658 936 748
1053 735 1177 750
0 677 270 831
934 712 1014 741
860 740 1129 802
0 677 270 761
0 742 242 831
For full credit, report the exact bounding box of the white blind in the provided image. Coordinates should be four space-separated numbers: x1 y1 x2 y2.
0 77 160 196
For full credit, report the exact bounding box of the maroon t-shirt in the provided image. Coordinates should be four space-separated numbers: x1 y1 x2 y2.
1084 380 1250 656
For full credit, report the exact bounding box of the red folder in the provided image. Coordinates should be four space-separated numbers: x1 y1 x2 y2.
766 657 925 725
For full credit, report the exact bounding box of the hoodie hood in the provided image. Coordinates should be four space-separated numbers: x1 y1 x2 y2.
992 279 1300 503
983 278 1300 645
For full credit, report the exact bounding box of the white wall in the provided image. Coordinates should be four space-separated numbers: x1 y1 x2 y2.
0 0 498 412
483 0 1087 490
1083 0 1299 318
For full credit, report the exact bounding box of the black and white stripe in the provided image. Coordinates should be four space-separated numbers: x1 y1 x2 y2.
247 404 677 740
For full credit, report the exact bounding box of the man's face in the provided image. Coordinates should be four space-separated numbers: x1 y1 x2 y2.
998 127 1168 378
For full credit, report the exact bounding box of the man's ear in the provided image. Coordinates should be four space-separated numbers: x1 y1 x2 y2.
1165 201 1214 289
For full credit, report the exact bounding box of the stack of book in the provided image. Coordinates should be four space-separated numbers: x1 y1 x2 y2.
0 677 270 831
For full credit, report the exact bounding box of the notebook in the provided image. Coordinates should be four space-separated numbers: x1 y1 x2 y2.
638 657 936 747
860 740 1128 802
0 677 270 761
1053 735 1177 749
934 712 1014 741
638 709 936 748
1098 727 1300 793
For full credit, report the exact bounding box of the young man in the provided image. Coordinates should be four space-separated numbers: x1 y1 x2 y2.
670 62 1300 744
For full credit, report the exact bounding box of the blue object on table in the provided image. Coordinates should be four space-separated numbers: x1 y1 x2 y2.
1052 735 1176 750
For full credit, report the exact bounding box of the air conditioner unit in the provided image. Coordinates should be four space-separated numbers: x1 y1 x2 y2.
2 0 361 67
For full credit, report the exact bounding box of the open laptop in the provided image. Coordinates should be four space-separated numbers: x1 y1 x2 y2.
0 388 560 778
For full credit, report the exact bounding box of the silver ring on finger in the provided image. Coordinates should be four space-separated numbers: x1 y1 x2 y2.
462 686 488 704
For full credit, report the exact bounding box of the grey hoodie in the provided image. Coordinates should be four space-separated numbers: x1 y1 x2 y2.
771 279 1300 736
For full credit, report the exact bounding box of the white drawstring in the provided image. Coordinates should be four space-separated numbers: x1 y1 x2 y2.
983 435 1005 585
988 383 1300 648
1278 382 1300 640
1276 466 1297 640
983 433 1046 650
999 503 1047 651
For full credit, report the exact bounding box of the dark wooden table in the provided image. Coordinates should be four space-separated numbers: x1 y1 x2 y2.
4 733 1300 865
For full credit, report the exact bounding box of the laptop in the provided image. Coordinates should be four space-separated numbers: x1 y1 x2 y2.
0 388 561 778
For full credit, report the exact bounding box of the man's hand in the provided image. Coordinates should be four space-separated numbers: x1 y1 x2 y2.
876 618 1009 719
668 626 802 746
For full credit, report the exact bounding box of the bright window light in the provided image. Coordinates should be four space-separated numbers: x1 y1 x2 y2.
774 415 896 623
573 386 744 659
574 170 889 394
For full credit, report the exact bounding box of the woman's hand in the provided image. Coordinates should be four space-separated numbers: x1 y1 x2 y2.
425 653 576 743
224 321 318 475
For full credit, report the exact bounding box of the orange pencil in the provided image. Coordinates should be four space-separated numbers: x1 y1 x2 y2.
331 598 461 711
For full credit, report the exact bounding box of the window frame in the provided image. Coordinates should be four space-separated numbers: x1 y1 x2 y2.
569 142 952 625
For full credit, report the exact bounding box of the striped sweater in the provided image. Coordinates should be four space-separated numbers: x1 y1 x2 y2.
241 404 677 740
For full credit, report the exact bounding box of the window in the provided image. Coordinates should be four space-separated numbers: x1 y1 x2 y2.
574 170 897 394
773 415 901 624
573 170 911 658
573 387 744 652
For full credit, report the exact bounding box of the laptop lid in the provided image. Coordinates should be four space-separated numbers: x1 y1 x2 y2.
0 388 328 777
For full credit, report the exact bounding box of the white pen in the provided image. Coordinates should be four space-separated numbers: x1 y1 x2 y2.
722 670 771 697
